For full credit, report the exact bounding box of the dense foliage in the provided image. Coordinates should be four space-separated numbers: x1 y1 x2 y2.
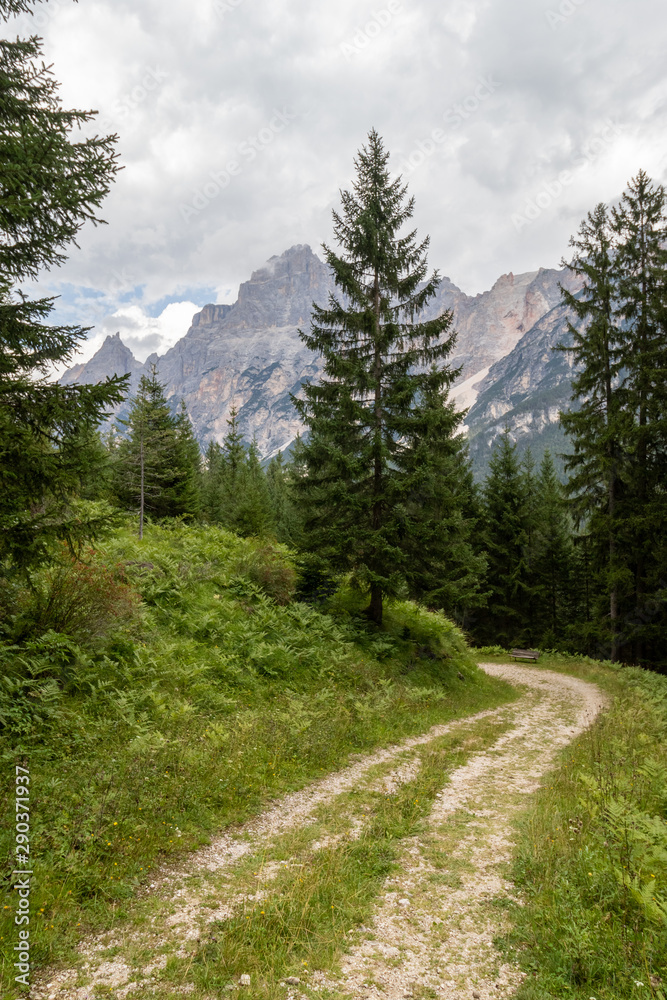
110 367 202 530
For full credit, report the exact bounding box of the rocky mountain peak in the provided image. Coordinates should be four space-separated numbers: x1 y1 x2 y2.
224 243 332 332
60 331 142 387
59 245 582 465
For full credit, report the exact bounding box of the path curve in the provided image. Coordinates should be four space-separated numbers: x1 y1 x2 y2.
319 662 606 1000
34 662 606 1000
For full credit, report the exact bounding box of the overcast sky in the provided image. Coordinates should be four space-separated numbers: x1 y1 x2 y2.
6 0 667 362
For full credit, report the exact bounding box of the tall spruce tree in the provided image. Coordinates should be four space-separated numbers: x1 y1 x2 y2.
292 130 464 625
0 0 127 572
174 400 202 520
266 451 302 546
533 451 574 646
400 378 486 622
202 440 224 523
201 411 273 537
479 430 534 647
234 440 274 537
113 368 197 534
611 171 667 661
558 202 630 660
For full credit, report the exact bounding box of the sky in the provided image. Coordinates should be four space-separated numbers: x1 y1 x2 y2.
5 0 667 363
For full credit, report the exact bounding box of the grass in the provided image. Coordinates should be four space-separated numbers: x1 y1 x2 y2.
0 523 516 997
474 649 667 999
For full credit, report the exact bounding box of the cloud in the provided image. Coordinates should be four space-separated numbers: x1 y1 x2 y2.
66 301 202 370
3 0 667 351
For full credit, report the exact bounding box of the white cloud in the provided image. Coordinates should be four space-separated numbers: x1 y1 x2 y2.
73 301 203 366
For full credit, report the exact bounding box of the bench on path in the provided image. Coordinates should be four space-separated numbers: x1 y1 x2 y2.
509 648 540 661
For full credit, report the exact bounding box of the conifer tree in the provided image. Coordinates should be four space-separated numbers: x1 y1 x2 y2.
292 130 463 625
533 451 574 645
0 0 127 571
520 448 540 623
611 171 667 659
202 411 274 537
479 430 533 646
400 378 486 621
174 400 202 519
113 368 195 534
266 451 302 546
202 441 224 522
558 202 630 660
214 405 247 528
233 440 274 537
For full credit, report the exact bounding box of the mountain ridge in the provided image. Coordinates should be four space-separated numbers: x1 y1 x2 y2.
60 244 581 465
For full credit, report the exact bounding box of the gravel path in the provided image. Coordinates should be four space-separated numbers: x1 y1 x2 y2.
33 662 605 1000
317 662 606 1000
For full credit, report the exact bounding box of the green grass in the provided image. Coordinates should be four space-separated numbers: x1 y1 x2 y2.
473 649 667 999
0 524 516 996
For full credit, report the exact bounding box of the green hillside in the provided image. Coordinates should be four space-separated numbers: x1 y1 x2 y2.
0 523 514 991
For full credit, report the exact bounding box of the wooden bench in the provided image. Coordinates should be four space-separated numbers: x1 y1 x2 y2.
509 648 540 661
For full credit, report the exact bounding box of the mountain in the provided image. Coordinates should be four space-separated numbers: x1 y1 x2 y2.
60 244 581 464
60 332 143 387
465 300 579 478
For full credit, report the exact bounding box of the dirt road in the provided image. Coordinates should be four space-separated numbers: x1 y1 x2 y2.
34 662 605 1000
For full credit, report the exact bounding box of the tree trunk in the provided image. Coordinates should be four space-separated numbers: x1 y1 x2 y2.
368 583 383 625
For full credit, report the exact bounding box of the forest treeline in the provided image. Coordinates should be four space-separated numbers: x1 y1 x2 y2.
1 0 665 669
78 148 667 668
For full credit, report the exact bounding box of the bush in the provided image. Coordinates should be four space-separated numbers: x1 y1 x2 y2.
8 550 140 642
473 644 507 656
233 542 297 605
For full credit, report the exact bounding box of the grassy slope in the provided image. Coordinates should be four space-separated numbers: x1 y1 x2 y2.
0 524 515 995
475 650 667 1000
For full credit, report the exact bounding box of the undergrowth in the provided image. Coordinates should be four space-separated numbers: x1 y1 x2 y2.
0 522 515 996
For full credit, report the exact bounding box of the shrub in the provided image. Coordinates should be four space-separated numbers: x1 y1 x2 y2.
234 542 296 605
10 551 140 642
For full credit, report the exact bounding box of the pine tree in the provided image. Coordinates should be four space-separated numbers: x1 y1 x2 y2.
400 377 487 622
292 130 462 625
533 451 574 646
479 430 534 647
0 0 127 572
113 367 194 534
215 406 247 529
520 448 540 624
266 451 302 546
173 400 202 520
202 411 274 537
611 171 667 661
233 440 274 537
558 202 631 660
202 441 224 522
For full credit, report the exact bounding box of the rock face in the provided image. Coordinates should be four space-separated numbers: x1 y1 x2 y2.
60 332 143 388
423 266 579 379
59 244 581 464
466 299 580 478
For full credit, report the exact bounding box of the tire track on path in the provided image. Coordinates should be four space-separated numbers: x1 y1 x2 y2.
318 662 606 1000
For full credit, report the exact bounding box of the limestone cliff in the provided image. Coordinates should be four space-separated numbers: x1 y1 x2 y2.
60 244 580 461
